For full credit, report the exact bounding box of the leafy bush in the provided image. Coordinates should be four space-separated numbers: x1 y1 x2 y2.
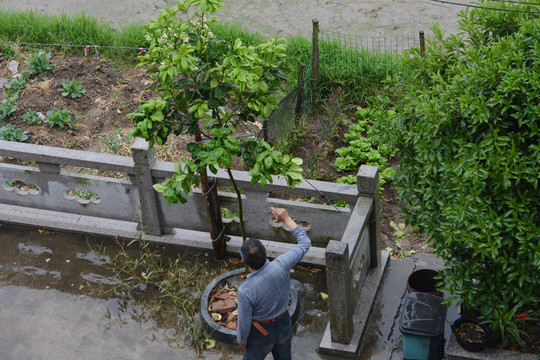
22 110 43 125
0 125 28 142
46 108 72 129
59 80 86 98
24 50 54 77
376 2 539 351
0 100 17 124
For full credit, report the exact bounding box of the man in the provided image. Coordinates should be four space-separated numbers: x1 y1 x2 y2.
237 207 312 360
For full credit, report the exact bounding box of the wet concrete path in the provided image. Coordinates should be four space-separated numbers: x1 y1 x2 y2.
0 222 457 359
0 223 337 360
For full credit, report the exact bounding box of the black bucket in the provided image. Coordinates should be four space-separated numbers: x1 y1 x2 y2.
407 269 443 298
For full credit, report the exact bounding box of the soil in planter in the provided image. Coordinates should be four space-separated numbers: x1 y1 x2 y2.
455 322 488 343
9 180 39 192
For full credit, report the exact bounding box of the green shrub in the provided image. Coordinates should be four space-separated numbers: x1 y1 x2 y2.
376 1 539 351
24 50 54 77
0 125 28 142
46 108 72 129
59 80 86 98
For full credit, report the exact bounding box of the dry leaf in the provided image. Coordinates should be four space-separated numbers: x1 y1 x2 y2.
320 292 328 300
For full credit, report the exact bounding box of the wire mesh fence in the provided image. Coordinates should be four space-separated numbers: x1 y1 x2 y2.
267 29 421 145
318 30 419 81
265 73 312 143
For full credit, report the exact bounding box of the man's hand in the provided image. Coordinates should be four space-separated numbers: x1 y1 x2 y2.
271 207 297 231
237 340 246 349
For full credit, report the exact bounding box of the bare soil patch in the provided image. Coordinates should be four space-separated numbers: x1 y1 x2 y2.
1 53 430 257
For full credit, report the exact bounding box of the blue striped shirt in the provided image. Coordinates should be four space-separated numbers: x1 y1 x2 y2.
236 228 311 344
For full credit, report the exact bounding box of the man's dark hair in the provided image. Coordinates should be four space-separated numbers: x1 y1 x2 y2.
240 238 267 270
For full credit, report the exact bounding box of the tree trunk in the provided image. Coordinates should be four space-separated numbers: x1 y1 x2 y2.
195 131 227 259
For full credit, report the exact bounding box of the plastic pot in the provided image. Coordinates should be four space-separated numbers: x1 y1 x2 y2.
407 269 443 298
451 316 493 352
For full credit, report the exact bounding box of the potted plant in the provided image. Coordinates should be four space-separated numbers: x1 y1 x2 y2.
451 316 493 352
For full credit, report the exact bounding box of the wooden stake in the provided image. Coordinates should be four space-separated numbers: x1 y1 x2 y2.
419 30 426 58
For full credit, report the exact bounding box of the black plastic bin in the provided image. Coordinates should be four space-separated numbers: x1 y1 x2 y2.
400 292 447 360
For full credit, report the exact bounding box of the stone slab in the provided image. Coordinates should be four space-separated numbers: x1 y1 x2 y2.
318 250 390 358
356 259 416 359
8 60 19 74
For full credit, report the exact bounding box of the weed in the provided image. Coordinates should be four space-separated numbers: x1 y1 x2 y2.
46 108 72 129
98 131 134 156
385 221 415 259
24 50 54 77
93 236 212 354
220 207 239 219
59 80 86 98
332 200 350 208
0 125 28 142
66 189 100 200
390 220 406 238
117 102 129 110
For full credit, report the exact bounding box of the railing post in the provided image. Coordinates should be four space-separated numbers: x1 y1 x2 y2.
325 240 353 344
357 165 380 268
311 19 320 97
131 138 162 236
419 30 426 58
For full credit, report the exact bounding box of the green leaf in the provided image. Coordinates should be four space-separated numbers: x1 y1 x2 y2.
153 183 166 192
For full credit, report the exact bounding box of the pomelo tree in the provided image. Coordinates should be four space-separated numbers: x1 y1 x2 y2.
128 0 304 259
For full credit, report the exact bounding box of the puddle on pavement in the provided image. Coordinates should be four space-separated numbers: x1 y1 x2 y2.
0 223 331 359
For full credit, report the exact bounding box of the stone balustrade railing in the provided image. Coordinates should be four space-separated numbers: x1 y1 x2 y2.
0 138 382 352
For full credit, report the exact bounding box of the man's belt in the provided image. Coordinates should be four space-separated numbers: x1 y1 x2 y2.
251 310 288 336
